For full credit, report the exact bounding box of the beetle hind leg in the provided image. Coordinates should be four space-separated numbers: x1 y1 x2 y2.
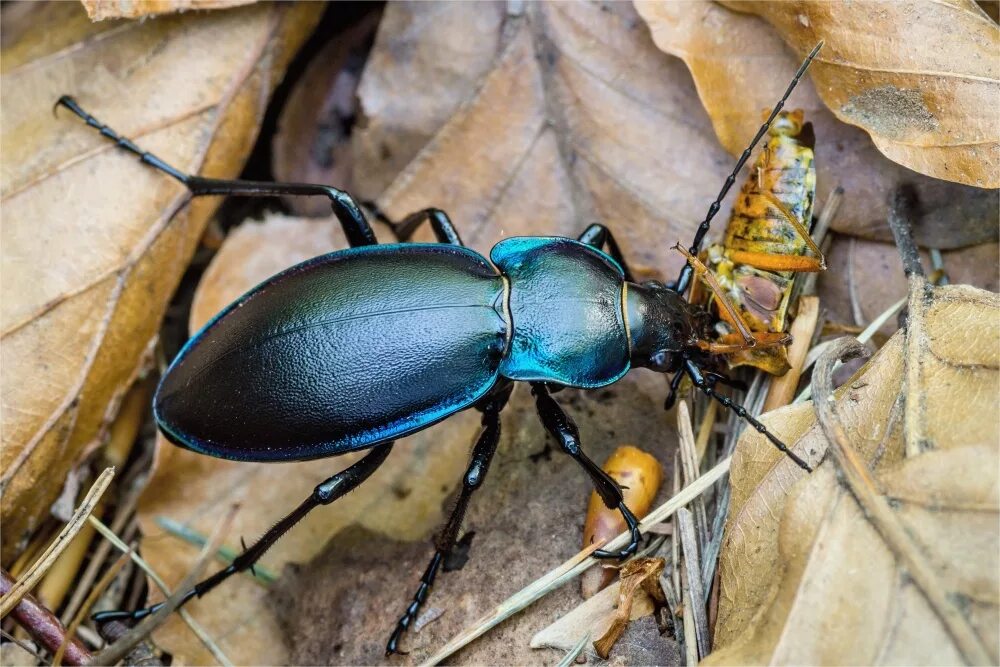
531 383 641 560
92 443 394 625
386 386 511 656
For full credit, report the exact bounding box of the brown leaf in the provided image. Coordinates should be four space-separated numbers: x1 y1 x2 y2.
725 1 999 189
706 281 999 664
0 2 321 564
354 1 743 282
80 0 255 22
593 557 666 659
530 577 655 658
635 0 999 248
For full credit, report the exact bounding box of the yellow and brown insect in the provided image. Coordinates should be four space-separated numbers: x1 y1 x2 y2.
688 109 824 376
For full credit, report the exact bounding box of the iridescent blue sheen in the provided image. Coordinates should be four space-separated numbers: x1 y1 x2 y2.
490 237 629 387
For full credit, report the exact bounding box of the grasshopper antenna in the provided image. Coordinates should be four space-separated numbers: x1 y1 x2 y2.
673 41 824 295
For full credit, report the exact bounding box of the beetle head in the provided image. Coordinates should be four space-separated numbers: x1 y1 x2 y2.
626 280 708 373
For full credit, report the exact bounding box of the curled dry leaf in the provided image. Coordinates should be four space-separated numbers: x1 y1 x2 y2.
354 1 743 282
581 445 663 599
635 0 999 248
530 563 659 659
80 0 255 22
0 1 320 564
593 557 666 659
724 1 1000 189
706 281 999 664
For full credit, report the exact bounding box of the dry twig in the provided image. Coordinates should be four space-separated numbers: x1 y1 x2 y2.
0 568 91 665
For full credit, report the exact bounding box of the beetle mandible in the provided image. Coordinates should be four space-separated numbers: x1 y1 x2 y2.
61 42 822 656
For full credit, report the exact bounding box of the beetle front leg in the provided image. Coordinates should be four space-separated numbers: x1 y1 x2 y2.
530 383 641 560
92 443 393 625
386 386 510 656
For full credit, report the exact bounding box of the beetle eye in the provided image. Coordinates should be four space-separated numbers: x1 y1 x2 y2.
652 350 670 367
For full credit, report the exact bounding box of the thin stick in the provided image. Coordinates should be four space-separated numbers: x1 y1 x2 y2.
681 566 698 667
694 401 717 464
1 468 114 618
54 550 130 666
677 402 708 549
0 568 91 665
91 504 239 665
677 508 709 659
814 337 992 666
764 295 820 412
419 458 732 666
88 515 233 666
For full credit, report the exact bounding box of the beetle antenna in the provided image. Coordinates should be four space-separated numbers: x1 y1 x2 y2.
684 360 813 472
673 41 823 295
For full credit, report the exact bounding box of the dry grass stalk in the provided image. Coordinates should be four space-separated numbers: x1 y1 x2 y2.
91 503 240 665
0 467 115 618
87 515 233 666
677 508 709 659
53 550 130 666
420 457 732 666
814 336 993 666
677 402 709 553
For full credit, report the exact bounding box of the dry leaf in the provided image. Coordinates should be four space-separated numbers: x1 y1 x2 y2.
582 445 663 598
355 1 744 282
707 282 999 664
721 1 1000 189
635 0 999 248
80 0 255 22
593 557 665 659
0 1 321 564
530 569 657 658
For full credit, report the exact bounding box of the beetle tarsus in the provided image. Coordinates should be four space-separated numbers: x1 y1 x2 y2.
594 501 642 559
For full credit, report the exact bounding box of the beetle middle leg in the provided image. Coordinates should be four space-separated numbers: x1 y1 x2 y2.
577 223 635 283
530 383 641 560
367 204 465 246
386 384 512 656
93 442 393 625
55 96 380 248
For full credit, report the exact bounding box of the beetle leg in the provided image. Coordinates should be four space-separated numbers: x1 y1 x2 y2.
386 386 510 656
577 224 636 283
531 383 641 560
684 360 813 472
664 370 686 410
92 442 393 625
55 96 379 248
366 203 465 246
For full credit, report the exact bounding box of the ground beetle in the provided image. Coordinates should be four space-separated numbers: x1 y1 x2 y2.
61 42 822 656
